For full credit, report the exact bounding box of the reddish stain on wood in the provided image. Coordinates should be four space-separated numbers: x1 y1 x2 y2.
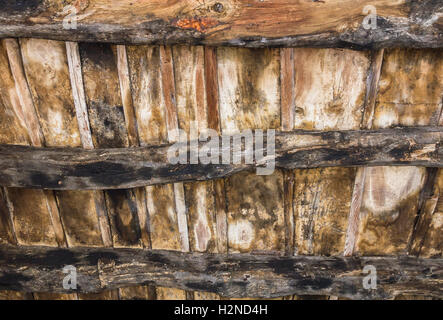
173 17 219 32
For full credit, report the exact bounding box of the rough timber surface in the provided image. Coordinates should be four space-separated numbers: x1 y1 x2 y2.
0 127 441 190
0 38 442 301
0 244 441 299
0 1 442 49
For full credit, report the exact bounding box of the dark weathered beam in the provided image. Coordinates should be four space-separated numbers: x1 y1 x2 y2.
0 127 441 190
0 244 441 299
0 1 442 48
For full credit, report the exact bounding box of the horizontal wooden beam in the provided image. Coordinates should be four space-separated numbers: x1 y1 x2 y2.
0 244 441 299
0 127 441 190
0 1 441 48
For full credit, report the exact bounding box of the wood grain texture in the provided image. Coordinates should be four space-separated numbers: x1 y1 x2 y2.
2 39 44 147
0 126 441 190
217 47 284 254
20 39 82 148
79 42 149 299
0 188 16 245
0 39 66 251
280 48 295 255
204 46 228 256
173 46 219 255
344 49 385 257
414 169 442 258
286 48 368 256
127 45 187 299
1 38 76 300
407 168 440 257
0 41 30 146
64 40 112 252
116 44 153 299
356 49 443 256
0 290 33 300
0 244 441 299
0 1 441 48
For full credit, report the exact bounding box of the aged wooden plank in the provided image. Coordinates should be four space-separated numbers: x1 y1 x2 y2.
407 168 440 257
0 38 66 250
64 40 113 251
0 188 16 245
0 1 441 48
115 44 155 300
160 45 190 254
1 38 77 300
0 244 441 299
0 42 30 146
412 169 442 258
280 48 295 256
20 38 89 250
0 126 441 190
173 46 218 256
160 45 192 300
127 45 187 299
217 47 284 254
203 46 228 256
289 48 370 257
80 42 149 300
344 49 385 256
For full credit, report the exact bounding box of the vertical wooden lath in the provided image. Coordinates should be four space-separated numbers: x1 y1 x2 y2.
160 45 190 253
116 45 139 147
66 41 94 150
280 48 295 256
204 47 228 255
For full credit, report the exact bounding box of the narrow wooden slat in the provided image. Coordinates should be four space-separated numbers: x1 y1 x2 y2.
160 45 190 254
407 85 443 258
412 169 442 258
0 188 16 245
66 42 94 150
160 45 192 300
344 49 384 256
280 48 295 256
204 46 227 255
407 168 439 256
0 42 59 248
0 1 441 48
0 244 441 299
116 45 139 147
